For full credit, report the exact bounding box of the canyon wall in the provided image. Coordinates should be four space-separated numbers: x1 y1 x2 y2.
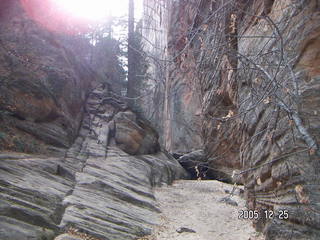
141 0 320 239
0 0 94 154
0 1 188 239
0 83 188 240
139 0 170 148
141 0 203 153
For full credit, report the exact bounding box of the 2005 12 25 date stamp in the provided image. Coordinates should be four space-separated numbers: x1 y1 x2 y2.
238 210 289 220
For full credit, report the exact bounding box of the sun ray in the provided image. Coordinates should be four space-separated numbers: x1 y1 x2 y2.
53 0 128 21
21 0 142 34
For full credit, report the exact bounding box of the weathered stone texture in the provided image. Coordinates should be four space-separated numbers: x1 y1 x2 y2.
163 0 204 153
0 0 95 154
0 1 189 239
141 0 203 153
142 0 320 238
114 111 160 155
0 85 188 240
237 1 320 239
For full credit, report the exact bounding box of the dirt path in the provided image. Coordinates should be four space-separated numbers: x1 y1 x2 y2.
146 180 265 240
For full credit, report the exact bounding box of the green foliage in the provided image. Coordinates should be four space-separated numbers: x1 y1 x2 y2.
13 138 25 152
129 20 151 99
26 140 38 153
91 36 126 92
0 132 6 140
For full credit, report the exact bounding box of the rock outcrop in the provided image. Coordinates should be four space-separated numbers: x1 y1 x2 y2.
0 1 188 239
177 150 208 180
0 85 188 240
114 111 160 155
1 0 320 239
0 0 94 154
141 0 320 239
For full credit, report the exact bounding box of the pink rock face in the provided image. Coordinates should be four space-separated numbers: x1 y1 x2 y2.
114 111 160 155
0 0 93 153
141 0 320 238
140 0 204 154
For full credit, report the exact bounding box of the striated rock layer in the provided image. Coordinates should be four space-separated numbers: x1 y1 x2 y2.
0 85 188 240
141 0 203 154
141 0 320 239
0 1 188 239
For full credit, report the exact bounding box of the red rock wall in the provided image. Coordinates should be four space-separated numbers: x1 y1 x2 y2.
0 0 95 154
142 0 320 238
237 1 320 239
142 0 203 154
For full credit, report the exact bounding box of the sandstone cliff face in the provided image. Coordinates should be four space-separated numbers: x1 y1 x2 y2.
237 1 320 239
0 84 188 240
142 0 204 154
142 0 320 238
138 0 171 149
0 0 95 154
0 1 188 239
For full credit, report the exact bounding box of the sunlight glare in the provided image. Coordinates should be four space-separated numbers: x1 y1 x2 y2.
53 0 128 21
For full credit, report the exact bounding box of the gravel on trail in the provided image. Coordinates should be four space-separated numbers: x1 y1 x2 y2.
143 180 265 240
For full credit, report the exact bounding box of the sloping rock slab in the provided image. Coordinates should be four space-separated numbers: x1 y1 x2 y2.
58 147 187 240
0 155 74 239
55 87 188 240
0 147 187 240
0 85 188 240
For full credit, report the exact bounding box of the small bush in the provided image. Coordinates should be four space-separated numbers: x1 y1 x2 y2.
0 132 6 140
13 138 25 152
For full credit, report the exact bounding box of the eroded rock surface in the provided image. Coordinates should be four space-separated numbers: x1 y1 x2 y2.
0 85 188 240
0 2 188 239
0 0 97 154
114 111 160 155
177 150 208 180
140 0 320 239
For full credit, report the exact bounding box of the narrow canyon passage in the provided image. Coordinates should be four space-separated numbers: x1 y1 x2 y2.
143 180 264 240
1 0 319 239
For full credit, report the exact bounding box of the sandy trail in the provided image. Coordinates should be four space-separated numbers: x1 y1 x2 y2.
145 180 264 240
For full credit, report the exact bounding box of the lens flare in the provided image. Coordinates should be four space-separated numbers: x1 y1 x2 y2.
53 0 127 21
21 0 128 34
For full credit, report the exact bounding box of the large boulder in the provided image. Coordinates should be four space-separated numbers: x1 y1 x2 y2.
178 150 207 179
114 111 160 155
